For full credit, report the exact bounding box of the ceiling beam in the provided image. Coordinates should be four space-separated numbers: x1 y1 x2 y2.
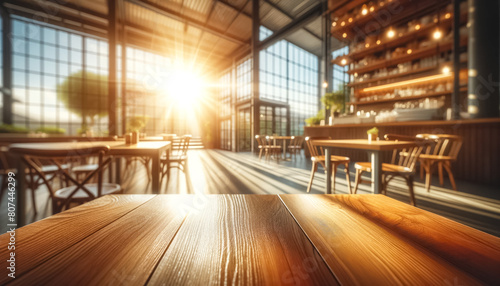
126 0 248 45
259 2 323 51
261 0 321 42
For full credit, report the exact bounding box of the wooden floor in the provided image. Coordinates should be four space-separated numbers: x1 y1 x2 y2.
1 149 500 237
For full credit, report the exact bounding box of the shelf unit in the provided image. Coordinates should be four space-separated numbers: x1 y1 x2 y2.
328 0 468 113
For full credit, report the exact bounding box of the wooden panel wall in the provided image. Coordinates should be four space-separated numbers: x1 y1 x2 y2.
304 120 500 186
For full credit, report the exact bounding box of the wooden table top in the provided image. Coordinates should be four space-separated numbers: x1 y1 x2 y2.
312 139 418 151
1 194 498 285
9 141 171 156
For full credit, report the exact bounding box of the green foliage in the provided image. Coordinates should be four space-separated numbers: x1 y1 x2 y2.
367 127 379 135
321 85 346 113
0 124 29 134
305 109 325 126
36 126 66 134
56 70 108 127
127 115 149 132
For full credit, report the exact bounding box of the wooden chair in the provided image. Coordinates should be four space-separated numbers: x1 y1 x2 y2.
10 145 122 214
255 135 282 162
353 134 427 206
160 135 191 182
417 134 463 192
305 137 352 194
287 136 304 159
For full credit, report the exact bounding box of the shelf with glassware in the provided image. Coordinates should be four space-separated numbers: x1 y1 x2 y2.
328 0 468 121
330 0 454 41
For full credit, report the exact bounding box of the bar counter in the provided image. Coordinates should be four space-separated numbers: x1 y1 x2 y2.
304 118 500 186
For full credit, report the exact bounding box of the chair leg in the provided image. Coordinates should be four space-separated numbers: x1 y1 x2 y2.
258 148 263 160
344 163 352 194
438 162 444 186
424 162 433 192
442 162 457 191
331 164 337 194
306 163 317 193
420 164 424 180
407 176 416 206
353 169 362 194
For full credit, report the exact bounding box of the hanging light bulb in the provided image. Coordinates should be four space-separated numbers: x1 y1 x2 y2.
340 58 347 65
348 17 353 23
433 29 442 39
322 81 328 88
387 29 395 38
442 66 450 74
332 22 337 27
342 33 347 38
415 24 421 30
445 13 451 19
407 49 412 54
341 21 346 26
376 40 381 45
361 5 368 15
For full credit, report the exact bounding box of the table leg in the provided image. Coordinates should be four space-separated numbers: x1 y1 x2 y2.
115 157 121 184
325 147 332 194
16 158 26 227
282 139 286 159
151 153 160 194
370 151 382 194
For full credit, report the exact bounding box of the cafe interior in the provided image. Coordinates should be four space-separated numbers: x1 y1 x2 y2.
0 0 499 284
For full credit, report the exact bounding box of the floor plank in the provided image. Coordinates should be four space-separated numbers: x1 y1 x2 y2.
148 194 339 285
9 195 188 285
0 194 153 284
279 194 483 285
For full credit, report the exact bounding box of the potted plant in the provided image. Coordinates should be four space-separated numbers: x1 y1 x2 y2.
321 85 345 124
367 127 379 142
305 109 325 126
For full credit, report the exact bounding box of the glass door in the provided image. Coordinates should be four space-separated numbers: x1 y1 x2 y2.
259 104 289 136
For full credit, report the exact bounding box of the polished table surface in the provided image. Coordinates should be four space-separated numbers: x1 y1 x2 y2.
312 139 418 194
1 194 498 285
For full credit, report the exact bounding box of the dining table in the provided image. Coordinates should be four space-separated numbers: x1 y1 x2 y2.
8 140 171 226
1 194 498 285
312 139 418 194
270 136 293 159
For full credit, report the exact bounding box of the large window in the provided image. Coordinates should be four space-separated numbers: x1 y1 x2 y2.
260 26 318 136
11 18 108 134
219 70 232 150
236 57 252 102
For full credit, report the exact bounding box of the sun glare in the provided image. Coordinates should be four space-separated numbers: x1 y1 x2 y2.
164 69 204 108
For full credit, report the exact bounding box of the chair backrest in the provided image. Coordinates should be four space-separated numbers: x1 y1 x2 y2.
305 137 331 157
9 144 111 203
255 135 264 147
290 136 304 148
384 134 428 172
417 134 463 160
176 135 192 156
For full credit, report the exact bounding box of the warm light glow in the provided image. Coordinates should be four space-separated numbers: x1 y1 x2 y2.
387 29 395 38
407 49 412 54
163 69 205 108
340 58 347 65
415 24 421 30
365 43 370 48
369 6 375 12
376 40 381 45
342 33 347 38
348 17 353 23
442 66 451 74
362 73 452 92
341 21 345 26
433 29 442 39
322 81 328 88
361 5 368 15
445 13 451 19
354 72 358 77
332 22 337 27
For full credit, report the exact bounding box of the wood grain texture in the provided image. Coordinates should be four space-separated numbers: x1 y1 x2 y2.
9 195 189 285
0 194 153 285
330 194 500 285
279 194 483 285
148 194 338 285
312 139 418 151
